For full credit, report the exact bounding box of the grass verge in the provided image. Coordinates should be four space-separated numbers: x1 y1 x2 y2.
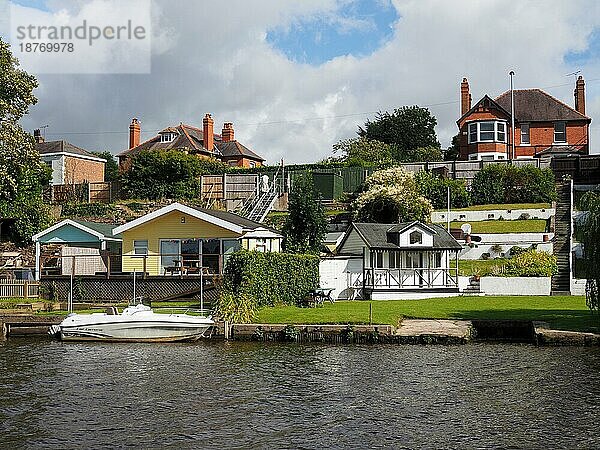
450 219 547 233
257 295 600 333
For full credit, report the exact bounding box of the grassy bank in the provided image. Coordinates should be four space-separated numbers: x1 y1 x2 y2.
458 259 507 276
257 296 600 333
450 219 547 233
439 203 551 212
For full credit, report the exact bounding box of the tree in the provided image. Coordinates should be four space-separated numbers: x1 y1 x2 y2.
282 173 327 254
358 106 441 162
331 137 394 166
92 151 119 182
414 170 470 209
352 167 433 223
580 192 600 314
121 149 228 200
444 134 460 161
0 37 51 244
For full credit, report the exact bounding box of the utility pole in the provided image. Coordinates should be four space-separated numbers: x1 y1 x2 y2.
509 71 515 160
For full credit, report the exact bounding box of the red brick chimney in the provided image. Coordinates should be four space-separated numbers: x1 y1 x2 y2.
221 122 234 142
461 78 471 116
574 75 585 115
129 118 140 149
203 113 214 150
33 129 44 143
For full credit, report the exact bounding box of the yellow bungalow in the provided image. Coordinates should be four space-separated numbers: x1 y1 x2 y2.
112 202 283 276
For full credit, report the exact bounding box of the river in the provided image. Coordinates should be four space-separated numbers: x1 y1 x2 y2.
1 338 600 449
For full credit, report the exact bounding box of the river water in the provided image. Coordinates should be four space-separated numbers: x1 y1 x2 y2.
1 338 600 449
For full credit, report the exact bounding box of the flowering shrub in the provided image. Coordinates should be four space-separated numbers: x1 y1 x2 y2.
353 167 433 223
502 250 558 277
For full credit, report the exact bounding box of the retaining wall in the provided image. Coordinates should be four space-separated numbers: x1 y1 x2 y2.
432 208 554 224
479 276 551 295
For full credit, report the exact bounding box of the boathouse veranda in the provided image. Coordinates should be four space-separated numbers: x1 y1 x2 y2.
328 222 463 300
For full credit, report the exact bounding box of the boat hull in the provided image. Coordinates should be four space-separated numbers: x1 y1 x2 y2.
53 307 214 342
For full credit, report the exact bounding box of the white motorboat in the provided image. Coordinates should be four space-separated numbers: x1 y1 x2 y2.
49 304 214 342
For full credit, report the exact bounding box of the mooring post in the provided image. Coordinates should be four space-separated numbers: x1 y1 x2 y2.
0 321 6 340
224 321 230 340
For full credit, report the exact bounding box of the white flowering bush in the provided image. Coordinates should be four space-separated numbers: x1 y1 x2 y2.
353 167 433 223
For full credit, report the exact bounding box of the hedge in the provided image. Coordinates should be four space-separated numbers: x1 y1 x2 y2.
470 164 557 205
214 251 320 322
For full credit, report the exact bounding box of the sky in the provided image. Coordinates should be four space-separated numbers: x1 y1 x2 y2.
2 0 600 164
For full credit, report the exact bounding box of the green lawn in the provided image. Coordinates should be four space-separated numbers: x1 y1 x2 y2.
450 219 547 233
438 203 552 212
457 259 507 276
257 296 600 333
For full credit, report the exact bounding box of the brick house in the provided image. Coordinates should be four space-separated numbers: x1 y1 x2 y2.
457 76 591 161
118 114 265 171
35 130 106 185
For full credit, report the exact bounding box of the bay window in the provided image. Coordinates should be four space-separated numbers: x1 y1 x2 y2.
467 121 508 143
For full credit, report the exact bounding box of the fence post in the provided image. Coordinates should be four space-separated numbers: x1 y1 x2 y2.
24 280 29 299
143 256 147 279
106 252 111 280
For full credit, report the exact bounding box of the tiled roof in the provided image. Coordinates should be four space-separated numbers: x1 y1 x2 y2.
117 124 221 158
352 222 462 250
495 89 590 122
216 140 265 161
37 140 103 160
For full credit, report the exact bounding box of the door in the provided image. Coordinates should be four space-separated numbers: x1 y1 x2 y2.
160 240 180 274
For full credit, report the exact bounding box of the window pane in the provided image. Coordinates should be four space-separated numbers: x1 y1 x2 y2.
181 238 200 266
133 240 148 255
202 239 220 254
521 123 530 144
554 122 566 142
497 131 506 142
469 123 477 142
496 122 505 132
480 122 494 131
480 131 494 141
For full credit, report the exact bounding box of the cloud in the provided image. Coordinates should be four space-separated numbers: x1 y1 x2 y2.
12 0 600 164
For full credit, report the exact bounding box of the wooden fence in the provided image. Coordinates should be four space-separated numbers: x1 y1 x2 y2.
201 174 258 210
47 181 123 204
0 280 39 299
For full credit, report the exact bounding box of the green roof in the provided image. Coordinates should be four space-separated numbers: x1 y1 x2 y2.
73 220 121 239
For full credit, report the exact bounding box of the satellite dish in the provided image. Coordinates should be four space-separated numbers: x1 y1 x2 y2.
461 223 472 235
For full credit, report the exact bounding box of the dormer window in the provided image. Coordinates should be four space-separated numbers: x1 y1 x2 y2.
160 132 178 143
410 230 422 245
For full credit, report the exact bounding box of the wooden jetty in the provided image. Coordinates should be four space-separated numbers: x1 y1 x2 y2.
0 314 62 338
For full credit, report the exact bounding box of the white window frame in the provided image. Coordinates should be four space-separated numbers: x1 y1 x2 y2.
160 132 177 143
554 122 566 144
520 123 530 145
133 240 148 256
467 121 508 144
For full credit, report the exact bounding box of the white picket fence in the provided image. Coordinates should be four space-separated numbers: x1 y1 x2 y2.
0 280 40 299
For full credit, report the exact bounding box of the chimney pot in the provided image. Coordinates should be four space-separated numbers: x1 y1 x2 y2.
574 75 586 115
33 129 44 143
203 113 214 151
461 78 471 116
221 122 235 142
129 118 141 149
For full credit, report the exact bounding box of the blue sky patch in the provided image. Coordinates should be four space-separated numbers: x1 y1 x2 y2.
564 28 600 66
267 0 399 65
10 0 50 11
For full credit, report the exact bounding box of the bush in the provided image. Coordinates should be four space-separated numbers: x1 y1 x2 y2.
414 171 470 209
61 202 116 218
213 251 320 322
470 164 556 205
353 167 433 223
213 291 257 323
121 149 229 200
502 250 558 277
509 246 527 257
